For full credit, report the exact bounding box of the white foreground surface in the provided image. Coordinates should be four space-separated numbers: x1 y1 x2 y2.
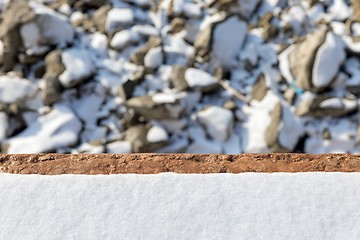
1 173 360 240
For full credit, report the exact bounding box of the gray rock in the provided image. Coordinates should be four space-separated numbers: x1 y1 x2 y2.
130 36 162 66
125 124 168 153
289 29 327 92
125 95 183 121
194 15 247 68
250 74 267 102
169 65 189 91
296 94 358 117
351 0 360 22
43 50 65 105
92 5 112 33
0 0 35 71
118 79 137 100
288 29 345 93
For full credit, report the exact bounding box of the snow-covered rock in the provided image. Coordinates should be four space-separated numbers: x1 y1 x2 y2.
5 104 82 153
110 30 140 50
196 106 233 142
144 47 163 69
312 32 346 89
105 8 134 33
212 16 247 68
59 48 95 88
147 125 169 143
0 76 38 104
107 141 132 153
184 68 218 91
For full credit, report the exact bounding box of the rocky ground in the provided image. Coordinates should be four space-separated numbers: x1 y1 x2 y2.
0 0 360 154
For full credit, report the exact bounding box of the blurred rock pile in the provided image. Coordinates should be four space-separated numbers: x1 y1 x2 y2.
0 0 360 154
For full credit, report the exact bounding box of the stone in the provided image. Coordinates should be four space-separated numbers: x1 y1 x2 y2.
212 16 247 68
4 104 82 153
289 29 327 92
28 1 75 48
105 8 134 33
0 111 8 141
312 32 346 89
196 106 233 142
296 94 358 117
44 50 65 77
184 68 218 92
125 124 168 152
59 48 95 88
130 37 162 66
250 74 268 102
0 0 35 71
244 91 303 152
0 75 38 104
351 0 360 22
147 125 169 143
144 46 163 69
118 80 137 100
43 76 63 106
194 15 247 68
110 30 140 50
125 95 182 120
92 5 112 33
169 65 189 91
106 141 132 154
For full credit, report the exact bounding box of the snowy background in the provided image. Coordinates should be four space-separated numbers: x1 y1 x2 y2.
0 0 360 154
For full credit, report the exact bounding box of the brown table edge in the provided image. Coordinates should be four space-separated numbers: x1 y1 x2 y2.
0 153 359 174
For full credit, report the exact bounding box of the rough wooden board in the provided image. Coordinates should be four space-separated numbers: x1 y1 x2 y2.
0 154 359 174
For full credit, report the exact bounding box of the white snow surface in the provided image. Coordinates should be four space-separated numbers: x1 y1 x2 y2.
1 173 360 240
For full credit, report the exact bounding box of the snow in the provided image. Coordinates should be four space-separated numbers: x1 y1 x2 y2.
329 0 351 21
319 98 343 109
223 133 242 154
2 173 360 239
6 104 82 153
212 16 247 68
184 68 218 88
147 125 169 143
0 76 38 103
278 105 304 150
243 91 279 152
312 32 345 89
29 1 74 47
110 30 139 50
182 2 202 18
144 47 163 69
187 138 223 153
196 106 233 142
59 48 95 88
106 141 132 153
0 112 8 141
105 8 134 33
131 25 159 36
